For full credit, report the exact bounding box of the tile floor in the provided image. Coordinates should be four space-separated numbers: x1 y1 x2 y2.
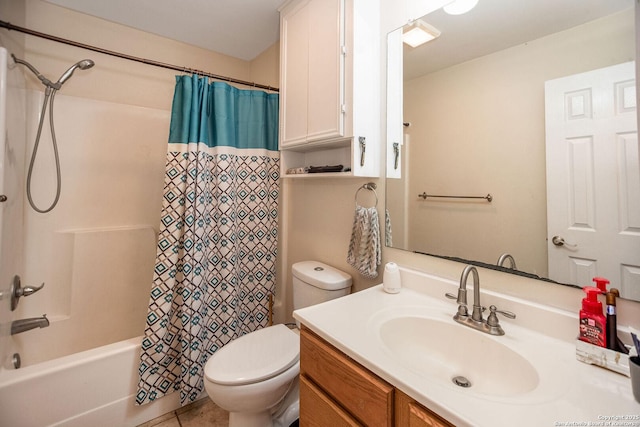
137 398 229 427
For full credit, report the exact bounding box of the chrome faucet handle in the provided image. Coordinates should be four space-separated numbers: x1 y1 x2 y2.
10 275 45 311
445 293 469 317
486 305 516 327
19 283 45 297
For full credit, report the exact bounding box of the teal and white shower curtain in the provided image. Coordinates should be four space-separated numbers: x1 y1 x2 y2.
136 75 279 406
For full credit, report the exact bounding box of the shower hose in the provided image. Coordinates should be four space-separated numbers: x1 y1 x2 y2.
27 86 62 213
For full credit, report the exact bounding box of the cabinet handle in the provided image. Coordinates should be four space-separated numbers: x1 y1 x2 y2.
359 137 366 167
393 143 399 169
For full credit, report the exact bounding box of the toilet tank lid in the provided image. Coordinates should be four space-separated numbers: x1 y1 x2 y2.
292 261 352 290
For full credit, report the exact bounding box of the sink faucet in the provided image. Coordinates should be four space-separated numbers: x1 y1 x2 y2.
458 265 483 323
11 315 50 335
497 253 517 270
446 265 515 335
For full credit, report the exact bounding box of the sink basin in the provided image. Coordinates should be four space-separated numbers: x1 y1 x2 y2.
378 316 539 397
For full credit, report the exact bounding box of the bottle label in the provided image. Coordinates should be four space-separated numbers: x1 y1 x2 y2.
579 317 605 347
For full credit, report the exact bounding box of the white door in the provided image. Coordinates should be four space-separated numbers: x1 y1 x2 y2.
545 61 640 299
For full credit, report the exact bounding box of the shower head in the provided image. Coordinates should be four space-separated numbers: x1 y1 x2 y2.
56 59 95 86
12 54 95 90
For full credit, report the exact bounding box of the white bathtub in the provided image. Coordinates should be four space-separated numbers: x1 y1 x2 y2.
0 337 182 427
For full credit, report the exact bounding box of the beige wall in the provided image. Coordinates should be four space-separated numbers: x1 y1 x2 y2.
0 0 26 56
250 42 280 89
277 177 382 324
21 0 275 108
401 10 634 278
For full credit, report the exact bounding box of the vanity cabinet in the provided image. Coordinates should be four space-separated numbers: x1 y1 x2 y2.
300 326 454 427
278 0 380 178
300 327 393 426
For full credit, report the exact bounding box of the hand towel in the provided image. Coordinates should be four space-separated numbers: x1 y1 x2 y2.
385 209 393 247
347 204 381 278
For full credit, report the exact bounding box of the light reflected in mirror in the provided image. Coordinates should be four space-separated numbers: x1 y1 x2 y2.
385 0 640 301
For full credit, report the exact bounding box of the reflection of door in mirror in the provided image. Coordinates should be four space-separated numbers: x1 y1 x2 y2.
545 62 640 301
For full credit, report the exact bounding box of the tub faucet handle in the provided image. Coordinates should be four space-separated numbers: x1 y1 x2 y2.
20 282 45 296
10 275 45 311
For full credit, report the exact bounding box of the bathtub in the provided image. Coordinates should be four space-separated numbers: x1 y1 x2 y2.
0 337 182 427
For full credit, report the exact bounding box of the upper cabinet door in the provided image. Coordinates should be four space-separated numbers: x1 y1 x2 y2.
280 0 345 148
280 0 311 147
307 0 344 142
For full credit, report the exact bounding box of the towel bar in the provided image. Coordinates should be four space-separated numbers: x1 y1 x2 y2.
418 192 493 202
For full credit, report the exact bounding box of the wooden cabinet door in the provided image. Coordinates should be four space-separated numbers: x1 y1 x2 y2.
300 375 362 427
396 390 453 427
300 328 393 427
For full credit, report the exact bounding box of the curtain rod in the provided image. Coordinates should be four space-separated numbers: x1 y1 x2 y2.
0 20 279 92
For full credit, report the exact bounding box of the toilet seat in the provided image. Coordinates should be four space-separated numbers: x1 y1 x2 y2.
205 324 300 386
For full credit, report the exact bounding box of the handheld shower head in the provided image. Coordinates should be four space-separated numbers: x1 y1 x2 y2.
56 59 95 86
12 54 95 90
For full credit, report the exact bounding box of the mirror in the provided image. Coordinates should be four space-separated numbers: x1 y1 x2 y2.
385 0 640 301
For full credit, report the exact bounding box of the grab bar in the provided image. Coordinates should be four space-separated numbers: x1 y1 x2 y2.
418 192 493 202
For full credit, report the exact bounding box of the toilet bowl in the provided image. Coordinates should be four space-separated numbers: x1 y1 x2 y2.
203 261 352 427
204 324 300 427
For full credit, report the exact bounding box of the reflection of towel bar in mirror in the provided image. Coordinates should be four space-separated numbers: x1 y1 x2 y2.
418 192 493 202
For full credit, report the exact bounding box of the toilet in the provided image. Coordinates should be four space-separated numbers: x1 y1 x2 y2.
203 261 352 427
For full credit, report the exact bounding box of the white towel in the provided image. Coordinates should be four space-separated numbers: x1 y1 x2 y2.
347 205 381 279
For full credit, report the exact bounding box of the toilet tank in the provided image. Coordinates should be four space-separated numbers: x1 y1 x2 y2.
292 261 352 311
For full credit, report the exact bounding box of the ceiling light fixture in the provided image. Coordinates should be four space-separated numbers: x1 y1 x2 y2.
402 20 441 48
443 0 479 15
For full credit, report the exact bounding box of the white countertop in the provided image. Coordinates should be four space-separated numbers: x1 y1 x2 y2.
293 267 639 427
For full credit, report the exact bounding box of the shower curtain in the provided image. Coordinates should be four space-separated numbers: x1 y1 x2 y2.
136 75 279 406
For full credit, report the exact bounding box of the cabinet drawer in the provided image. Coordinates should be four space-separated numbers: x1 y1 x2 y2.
300 375 362 427
300 327 393 427
396 390 453 427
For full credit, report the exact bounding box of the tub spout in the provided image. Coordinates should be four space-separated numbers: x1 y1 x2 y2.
11 315 49 335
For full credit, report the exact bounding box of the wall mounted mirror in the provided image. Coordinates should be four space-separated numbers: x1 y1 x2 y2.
385 0 640 301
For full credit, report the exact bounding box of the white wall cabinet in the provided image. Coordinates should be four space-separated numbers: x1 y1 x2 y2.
278 0 380 178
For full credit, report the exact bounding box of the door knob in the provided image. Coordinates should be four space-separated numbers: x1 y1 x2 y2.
551 235 577 248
